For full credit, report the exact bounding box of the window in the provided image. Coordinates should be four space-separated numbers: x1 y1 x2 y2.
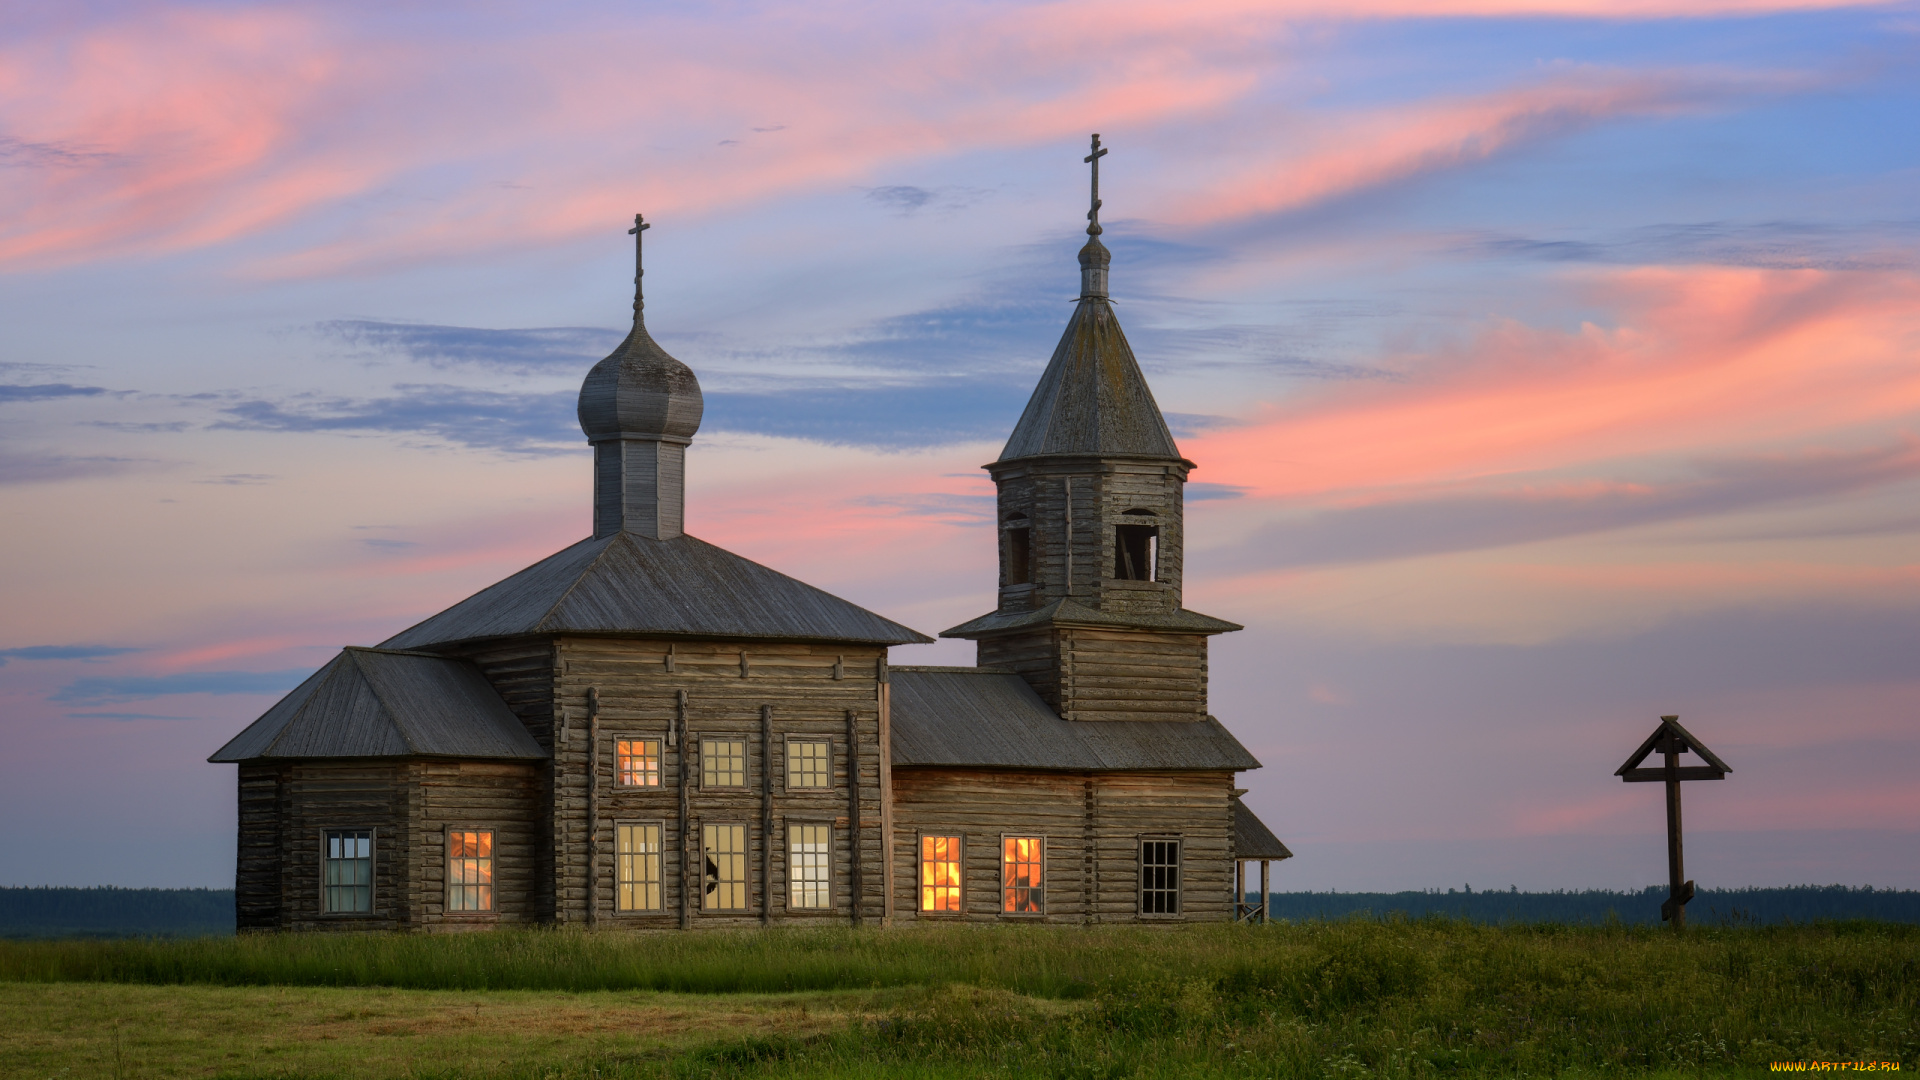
1002 836 1043 914
1005 516 1031 585
447 829 494 913
701 738 746 788
702 823 748 910
920 834 963 913
789 824 832 909
617 739 661 787
1114 517 1158 581
616 823 663 912
787 739 830 789
323 830 372 914
1140 839 1181 915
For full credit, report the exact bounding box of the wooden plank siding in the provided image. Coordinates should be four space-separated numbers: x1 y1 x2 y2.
978 628 1209 723
990 458 1189 616
549 636 891 928
235 763 284 931
889 768 1236 923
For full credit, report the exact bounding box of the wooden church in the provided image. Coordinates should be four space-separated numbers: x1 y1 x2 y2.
210 140 1290 930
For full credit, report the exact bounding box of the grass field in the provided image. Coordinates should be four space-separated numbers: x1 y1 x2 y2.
2 918 1913 1079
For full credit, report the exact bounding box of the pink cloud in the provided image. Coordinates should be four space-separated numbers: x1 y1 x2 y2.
0 2 1858 275
1188 267 1920 501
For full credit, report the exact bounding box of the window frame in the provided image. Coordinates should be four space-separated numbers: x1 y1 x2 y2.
782 735 835 793
700 821 751 912
319 828 375 917
1003 515 1032 586
614 735 665 789
916 830 966 917
1137 835 1184 919
614 819 666 914
444 826 497 917
999 833 1045 917
697 734 750 791
785 819 835 911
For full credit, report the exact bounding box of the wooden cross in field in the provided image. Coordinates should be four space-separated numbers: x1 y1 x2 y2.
1615 715 1731 928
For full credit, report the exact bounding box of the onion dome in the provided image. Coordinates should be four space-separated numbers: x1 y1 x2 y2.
578 214 704 444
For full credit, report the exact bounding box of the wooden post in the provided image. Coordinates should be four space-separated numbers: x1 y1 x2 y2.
846 707 863 927
876 657 894 927
586 686 600 929
677 689 691 930
1235 860 1245 920
1259 859 1270 924
761 704 774 925
1664 734 1686 929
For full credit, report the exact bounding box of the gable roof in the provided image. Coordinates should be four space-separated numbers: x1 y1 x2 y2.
1231 797 1293 860
380 531 931 650
889 666 1260 771
997 298 1183 463
941 596 1242 639
208 648 547 763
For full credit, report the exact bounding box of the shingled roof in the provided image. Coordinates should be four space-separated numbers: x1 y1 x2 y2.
1231 797 1292 860
942 596 1242 640
997 295 1183 463
380 531 931 650
889 666 1260 771
208 648 546 763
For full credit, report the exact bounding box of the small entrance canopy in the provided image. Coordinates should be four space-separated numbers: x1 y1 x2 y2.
1232 795 1290 924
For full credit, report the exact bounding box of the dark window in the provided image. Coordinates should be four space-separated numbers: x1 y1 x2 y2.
1114 524 1157 580
324 830 372 914
1007 528 1031 585
1140 839 1181 914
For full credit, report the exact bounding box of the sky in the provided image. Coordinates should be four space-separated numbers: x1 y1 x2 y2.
3 0 1918 891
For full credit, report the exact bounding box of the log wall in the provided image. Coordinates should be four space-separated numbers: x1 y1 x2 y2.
549 636 890 928
977 628 1209 722
988 456 1190 616
889 768 1235 923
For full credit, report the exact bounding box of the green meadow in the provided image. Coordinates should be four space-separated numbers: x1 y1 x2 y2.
2 919 1913 1079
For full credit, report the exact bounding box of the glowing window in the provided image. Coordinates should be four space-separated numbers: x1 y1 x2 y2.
920 834 963 913
787 740 830 789
702 823 748 910
1140 839 1181 915
617 739 661 787
1002 836 1043 914
447 829 494 913
790 824 832 909
702 739 746 788
323 830 372 914
616 823 662 912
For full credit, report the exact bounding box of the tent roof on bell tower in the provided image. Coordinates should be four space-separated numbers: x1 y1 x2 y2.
997 137 1182 465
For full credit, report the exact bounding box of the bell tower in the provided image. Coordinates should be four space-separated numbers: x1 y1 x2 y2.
943 137 1240 721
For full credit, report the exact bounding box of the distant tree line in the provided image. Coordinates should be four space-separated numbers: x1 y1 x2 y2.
1256 885 1920 925
3 884 1916 937
0 887 235 939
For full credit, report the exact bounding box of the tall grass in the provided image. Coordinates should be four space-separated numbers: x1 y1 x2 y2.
4 920 1915 1076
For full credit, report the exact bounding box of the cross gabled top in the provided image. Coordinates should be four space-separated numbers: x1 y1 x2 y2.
1615 714 1732 779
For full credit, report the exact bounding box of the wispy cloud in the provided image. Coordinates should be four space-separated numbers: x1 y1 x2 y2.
1461 220 1920 271
0 383 108 402
0 645 141 668
1220 440 1920 570
319 321 621 374
50 668 312 705
0 450 142 485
